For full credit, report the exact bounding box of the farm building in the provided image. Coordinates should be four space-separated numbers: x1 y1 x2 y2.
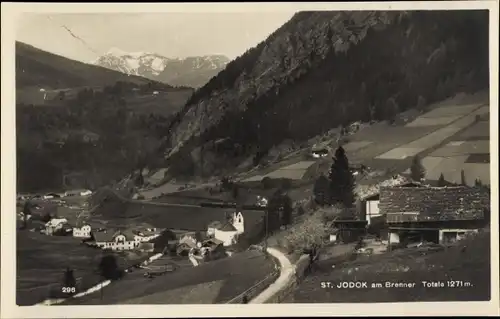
192 238 227 262
328 220 368 244
176 241 197 256
73 224 92 238
379 185 490 247
64 189 92 197
359 182 423 226
92 230 137 251
44 218 69 235
132 226 163 242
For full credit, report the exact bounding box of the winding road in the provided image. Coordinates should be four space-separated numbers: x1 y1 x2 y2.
249 247 294 304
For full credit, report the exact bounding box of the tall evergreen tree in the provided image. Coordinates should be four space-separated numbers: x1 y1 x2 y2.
231 183 240 200
63 267 76 293
313 175 329 206
328 146 355 207
437 173 446 187
460 169 467 186
410 155 426 182
281 195 293 226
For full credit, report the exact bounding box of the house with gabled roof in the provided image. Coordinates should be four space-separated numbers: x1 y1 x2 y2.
92 229 138 251
379 185 490 247
359 181 423 226
44 218 68 235
132 226 163 243
211 212 245 246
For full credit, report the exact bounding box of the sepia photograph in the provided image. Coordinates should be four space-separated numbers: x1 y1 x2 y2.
1 1 498 318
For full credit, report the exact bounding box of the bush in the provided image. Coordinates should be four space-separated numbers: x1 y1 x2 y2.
137 195 145 200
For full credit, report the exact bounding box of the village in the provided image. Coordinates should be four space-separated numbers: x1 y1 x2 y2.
15 90 492 305
17 189 261 266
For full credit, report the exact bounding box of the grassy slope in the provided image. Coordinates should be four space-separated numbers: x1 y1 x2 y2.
66 250 275 304
16 231 102 305
286 229 491 303
16 230 151 305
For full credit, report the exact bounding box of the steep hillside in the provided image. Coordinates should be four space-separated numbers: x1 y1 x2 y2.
94 48 230 88
15 42 163 89
165 10 489 177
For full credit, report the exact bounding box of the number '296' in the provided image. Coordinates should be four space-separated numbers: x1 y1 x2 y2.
62 287 76 293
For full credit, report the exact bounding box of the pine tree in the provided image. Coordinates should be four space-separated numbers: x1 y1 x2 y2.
474 178 483 188
437 173 446 187
231 183 240 200
410 156 426 182
281 195 293 226
313 175 329 206
63 267 76 293
460 169 467 186
328 146 355 208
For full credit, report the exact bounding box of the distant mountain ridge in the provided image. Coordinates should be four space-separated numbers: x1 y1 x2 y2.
15 42 161 90
93 48 230 88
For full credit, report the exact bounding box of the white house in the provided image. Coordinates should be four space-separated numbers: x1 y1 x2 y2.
64 189 92 197
256 196 268 208
207 221 223 237
213 212 245 247
93 230 137 251
363 194 381 226
73 224 92 238
45 218 68 235
80 189 92 197
133 227 162 243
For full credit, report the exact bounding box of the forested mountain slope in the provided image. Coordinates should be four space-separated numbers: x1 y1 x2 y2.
164 10 489 177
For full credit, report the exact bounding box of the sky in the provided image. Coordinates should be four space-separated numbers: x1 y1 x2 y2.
16 12 296 63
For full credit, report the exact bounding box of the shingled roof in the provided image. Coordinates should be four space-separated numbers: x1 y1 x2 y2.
218 222 237 232
379 186 490 222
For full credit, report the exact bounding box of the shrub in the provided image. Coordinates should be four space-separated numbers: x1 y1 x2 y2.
137 195 145 200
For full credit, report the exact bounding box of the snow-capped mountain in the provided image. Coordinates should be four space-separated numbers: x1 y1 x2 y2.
92 48 230 88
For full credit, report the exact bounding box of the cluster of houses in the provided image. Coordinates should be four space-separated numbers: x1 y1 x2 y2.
330 180 490 249
17 189 93 202
35 209 251 265
164 211 248 263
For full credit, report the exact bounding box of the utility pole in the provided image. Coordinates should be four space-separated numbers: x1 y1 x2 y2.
264 207 269 257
